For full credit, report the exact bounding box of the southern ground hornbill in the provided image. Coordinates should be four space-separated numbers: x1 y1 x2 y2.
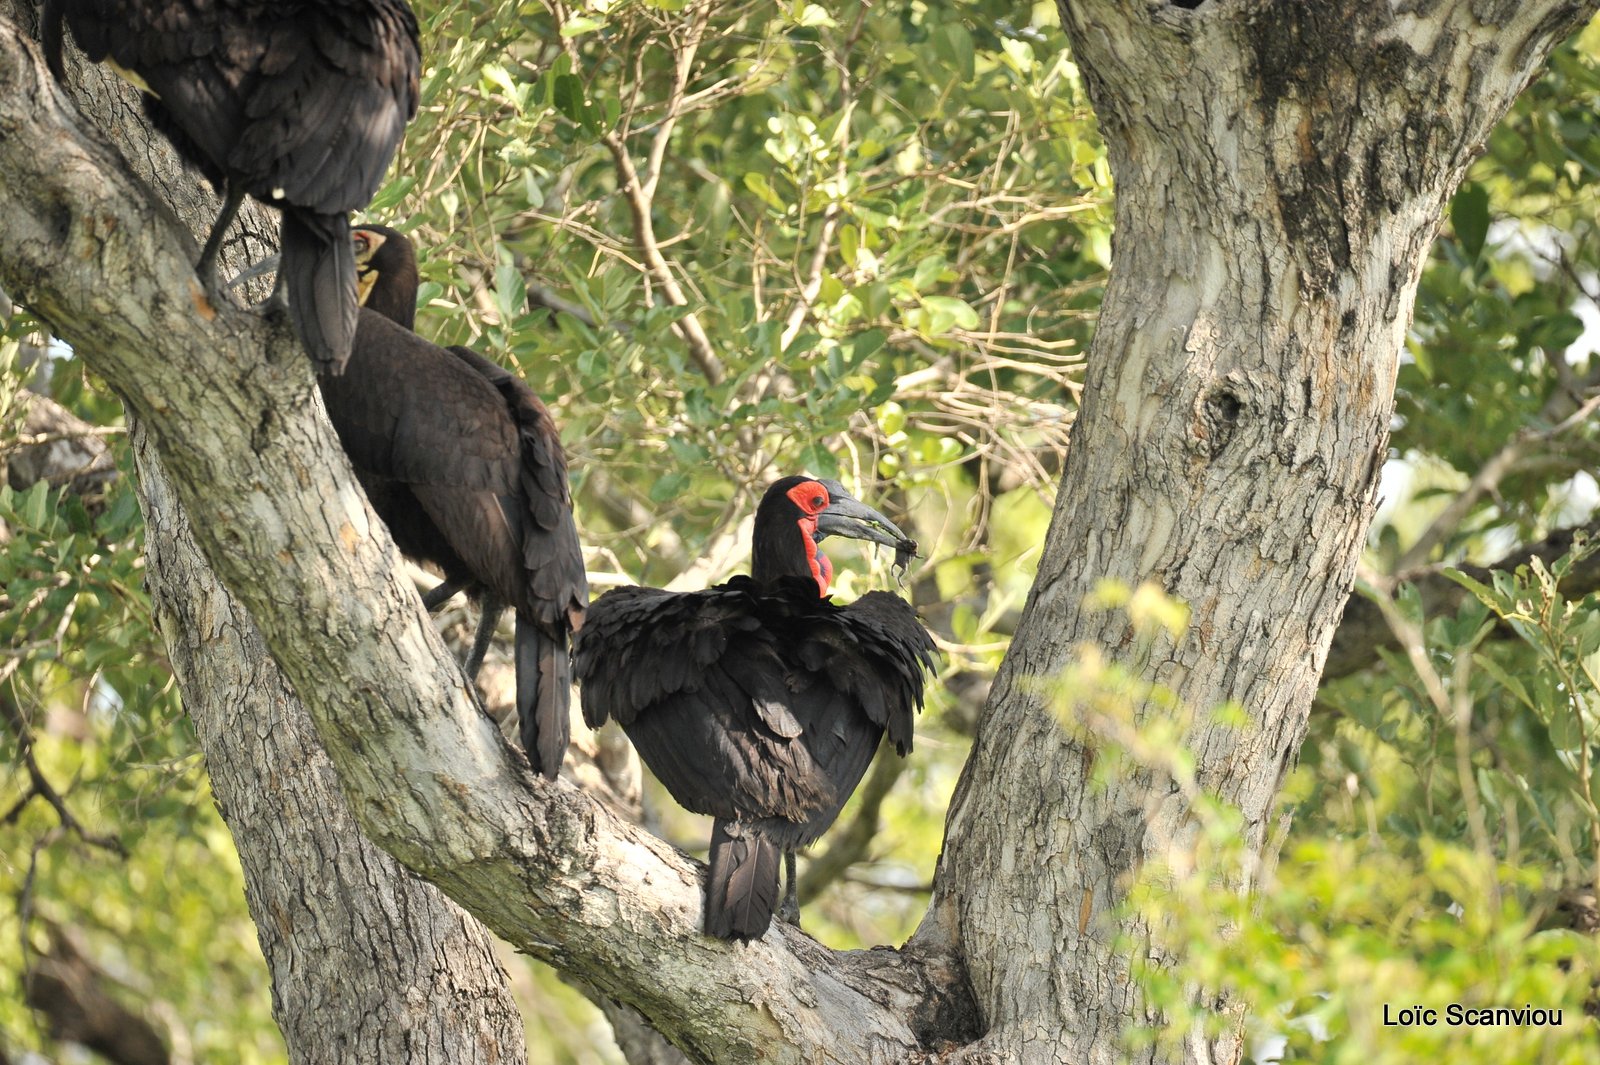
42 0 421 373
575 477 937 940
316 225 587 777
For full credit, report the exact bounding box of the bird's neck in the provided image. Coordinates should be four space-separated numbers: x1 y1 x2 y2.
751 519 830 596
366 274 418 330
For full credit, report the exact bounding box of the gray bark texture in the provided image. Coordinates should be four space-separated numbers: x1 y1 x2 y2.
0 2 531 1060
135 424 529 1065
914 2 1600 1063
3 1 1598 1063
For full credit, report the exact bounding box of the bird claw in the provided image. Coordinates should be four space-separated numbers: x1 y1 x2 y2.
778 894 802 926
254 288 290 320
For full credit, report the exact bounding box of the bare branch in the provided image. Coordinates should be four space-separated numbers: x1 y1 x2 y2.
1395 390 1600 571
0 693 125 857
796 749 906 904
1324 518 1600 680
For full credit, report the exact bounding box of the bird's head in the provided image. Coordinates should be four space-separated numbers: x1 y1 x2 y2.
351 225 418 330
224 222 421 331
750 475 916 596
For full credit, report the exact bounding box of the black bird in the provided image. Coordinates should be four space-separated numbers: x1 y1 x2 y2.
316 225 587 777
42 0 421 373
575 477 936 940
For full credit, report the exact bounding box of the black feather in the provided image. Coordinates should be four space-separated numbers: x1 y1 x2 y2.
44 0 421 372
704 819 782 941
517 616 570 779
320 229 586 775
281 211 357 373
574 484 939 942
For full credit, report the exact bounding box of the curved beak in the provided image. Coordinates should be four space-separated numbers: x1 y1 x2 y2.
815 480 912 550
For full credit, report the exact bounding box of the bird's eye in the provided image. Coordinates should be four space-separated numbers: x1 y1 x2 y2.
813 496 825 508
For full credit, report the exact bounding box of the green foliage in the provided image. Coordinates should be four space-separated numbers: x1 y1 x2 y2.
1130 828 1598 1065
1311 542 1600 897
0 355 283 1058
1395 21 1600 558
389 0 1097 583
1064 579 1600 1060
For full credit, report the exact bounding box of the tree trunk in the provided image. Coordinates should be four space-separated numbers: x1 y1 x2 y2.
134 424 529 1064
0 3 528 1058
918 2 1600 1062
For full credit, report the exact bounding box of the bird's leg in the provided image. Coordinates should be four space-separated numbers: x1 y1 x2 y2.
195 183 246 294
259 257 290 316
421 576 472 612
779 850 802 926
462 597 504 682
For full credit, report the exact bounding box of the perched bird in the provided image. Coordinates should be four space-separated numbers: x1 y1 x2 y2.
575 477 936 940
316 225 587 777
42 0 421 373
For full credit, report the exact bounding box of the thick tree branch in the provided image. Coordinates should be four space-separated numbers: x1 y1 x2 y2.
23 922 170 1065
0 19 971 1061
132 425 529 1064
1323 518 1600 680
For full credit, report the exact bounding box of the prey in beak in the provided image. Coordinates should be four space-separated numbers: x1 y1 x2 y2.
814 479 920 581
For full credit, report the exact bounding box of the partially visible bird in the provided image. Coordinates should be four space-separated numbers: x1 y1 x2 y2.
315 225 586 777
575 476 936 940
42 0 421 373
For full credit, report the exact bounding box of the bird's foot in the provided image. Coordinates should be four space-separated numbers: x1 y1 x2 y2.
194 256 223 300
778 890 802 927
255 288 290 319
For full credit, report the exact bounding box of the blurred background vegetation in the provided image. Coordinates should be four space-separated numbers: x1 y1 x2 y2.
5 1 1600 1061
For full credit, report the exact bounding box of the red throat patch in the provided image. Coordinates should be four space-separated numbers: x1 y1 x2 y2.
785 480 831 596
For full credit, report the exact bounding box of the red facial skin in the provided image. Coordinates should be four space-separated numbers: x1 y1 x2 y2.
785 479 832 596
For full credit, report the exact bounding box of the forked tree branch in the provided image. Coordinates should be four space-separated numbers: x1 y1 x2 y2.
0 19 970 1062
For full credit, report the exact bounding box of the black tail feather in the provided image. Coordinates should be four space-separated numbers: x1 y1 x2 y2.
516 617 570 779
705 820 781 941
42 0 68 81
280 210 356 373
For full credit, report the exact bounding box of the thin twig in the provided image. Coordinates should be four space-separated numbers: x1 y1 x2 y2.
1364 582 1499 912
0 425 125 456
1397 391 1600 571
1 697 126 856
796 751 907 903
551 0 726 384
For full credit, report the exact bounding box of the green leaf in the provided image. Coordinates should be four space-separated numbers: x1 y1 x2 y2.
919 294 980 335
743 172 785 211
560 14 606 37
1443 568 1507 614
1450 182 1490 260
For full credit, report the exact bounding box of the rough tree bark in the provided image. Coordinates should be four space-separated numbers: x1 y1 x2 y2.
0 2 530 1059
914 2 1600 1062
3 2 1598 1064
0 17 976 1064
136 426 529 1064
